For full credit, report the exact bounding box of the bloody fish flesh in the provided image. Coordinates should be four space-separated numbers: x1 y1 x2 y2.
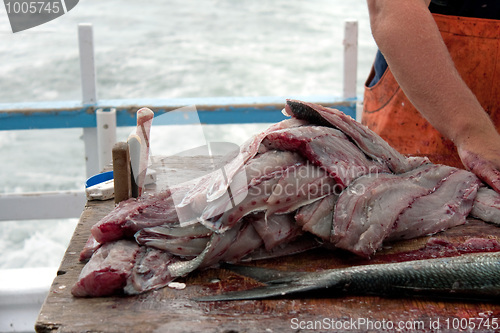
72 100 500 297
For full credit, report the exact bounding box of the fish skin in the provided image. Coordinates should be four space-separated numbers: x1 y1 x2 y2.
199 150 305 230
295 194 337 241
471 187 500 226
388 169 481 241
167 219 257 278
205 118 309 203
240 234 321 262
134 224 212 257
200 170 282 232
178 118 309 208
263 126 389 188
249 213 302 251
124 246 176 295
195 252 500 301
219 221 263 264
333 164 458 257
284 100 428 173
265 163 336 216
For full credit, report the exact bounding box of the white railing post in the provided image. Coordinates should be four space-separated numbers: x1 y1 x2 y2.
343 20 358 101
96 108 117 171
78 23 99 178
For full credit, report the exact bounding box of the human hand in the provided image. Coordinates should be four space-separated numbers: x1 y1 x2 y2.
457 135 500 193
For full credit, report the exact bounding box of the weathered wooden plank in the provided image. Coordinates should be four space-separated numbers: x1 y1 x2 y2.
36 156 500 333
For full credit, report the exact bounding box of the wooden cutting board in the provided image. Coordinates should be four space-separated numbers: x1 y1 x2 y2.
35 156 500 333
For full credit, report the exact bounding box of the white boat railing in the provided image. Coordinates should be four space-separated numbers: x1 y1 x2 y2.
0 20 358 332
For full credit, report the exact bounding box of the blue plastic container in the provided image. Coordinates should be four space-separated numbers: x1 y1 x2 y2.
85 171 114 188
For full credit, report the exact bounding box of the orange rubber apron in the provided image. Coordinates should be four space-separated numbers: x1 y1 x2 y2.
362 13 500 168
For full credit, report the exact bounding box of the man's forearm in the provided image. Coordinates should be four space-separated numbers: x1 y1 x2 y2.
367 0 498 146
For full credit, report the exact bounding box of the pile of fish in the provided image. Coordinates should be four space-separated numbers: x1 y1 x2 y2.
71 100 500 297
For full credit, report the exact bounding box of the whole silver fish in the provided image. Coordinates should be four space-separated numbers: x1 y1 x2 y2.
196 252 500 301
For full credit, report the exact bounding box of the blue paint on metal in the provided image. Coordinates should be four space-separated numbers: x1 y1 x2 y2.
0 96 356 131
203 105 288 124
0 107 96 130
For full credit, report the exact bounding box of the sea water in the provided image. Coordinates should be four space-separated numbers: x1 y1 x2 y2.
0 0 377 269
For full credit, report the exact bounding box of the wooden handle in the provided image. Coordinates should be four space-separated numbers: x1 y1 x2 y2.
112 142 132 204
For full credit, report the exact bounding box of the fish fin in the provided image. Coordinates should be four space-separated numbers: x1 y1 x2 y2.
221 264 307 283
285 100 331 127
196 267 344 301
193 282 320 302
